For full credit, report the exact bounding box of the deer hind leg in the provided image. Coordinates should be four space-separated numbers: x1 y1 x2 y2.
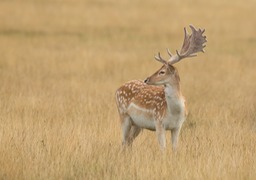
155 121 166 150
127 126 141 146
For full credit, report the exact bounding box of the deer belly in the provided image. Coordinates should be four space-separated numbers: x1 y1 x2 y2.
127 103 156 130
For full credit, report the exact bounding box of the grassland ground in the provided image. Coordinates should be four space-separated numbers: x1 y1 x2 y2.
0 0 256 179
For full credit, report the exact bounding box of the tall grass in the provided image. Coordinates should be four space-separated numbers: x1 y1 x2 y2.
0 0 255 179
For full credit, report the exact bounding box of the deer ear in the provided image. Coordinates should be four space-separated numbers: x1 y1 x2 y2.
175 69 180 81
174 74 180 82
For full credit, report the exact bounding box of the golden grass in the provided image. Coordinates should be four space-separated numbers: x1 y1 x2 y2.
0 0 256 179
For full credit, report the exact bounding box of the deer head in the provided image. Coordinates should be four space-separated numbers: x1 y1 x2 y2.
144 65 180 86
144 25 207 86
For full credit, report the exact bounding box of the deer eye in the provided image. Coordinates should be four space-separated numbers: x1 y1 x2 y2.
159 71 165 75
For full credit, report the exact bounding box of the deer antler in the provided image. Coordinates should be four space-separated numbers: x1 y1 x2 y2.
154 25 207 65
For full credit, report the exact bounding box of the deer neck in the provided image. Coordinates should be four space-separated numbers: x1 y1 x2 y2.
164 82 183 115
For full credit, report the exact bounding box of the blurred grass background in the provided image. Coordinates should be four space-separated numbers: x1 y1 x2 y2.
0 0 255 179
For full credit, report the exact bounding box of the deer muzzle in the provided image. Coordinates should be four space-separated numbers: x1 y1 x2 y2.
144 77 149 84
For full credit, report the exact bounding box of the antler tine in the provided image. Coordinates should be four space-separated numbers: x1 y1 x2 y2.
176 50 181 58
154 52 167 64
189 24 197 33
184 27 189 38
167 48 173 57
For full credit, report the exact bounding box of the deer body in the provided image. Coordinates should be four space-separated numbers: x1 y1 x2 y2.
115 25 207 150
116 80 185 130
116 66 186 149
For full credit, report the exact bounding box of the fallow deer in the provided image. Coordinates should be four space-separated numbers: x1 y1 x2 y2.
115 25 207 150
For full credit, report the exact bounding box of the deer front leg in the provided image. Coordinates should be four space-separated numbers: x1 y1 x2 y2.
171 127 181 151
155 121 166 150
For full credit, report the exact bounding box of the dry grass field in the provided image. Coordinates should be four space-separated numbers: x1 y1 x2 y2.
0 0 256 179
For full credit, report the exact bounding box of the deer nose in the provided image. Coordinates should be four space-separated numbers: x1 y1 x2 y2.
144 78 149 83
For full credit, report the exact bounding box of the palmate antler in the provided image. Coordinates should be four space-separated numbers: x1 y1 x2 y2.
155 25 207 65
